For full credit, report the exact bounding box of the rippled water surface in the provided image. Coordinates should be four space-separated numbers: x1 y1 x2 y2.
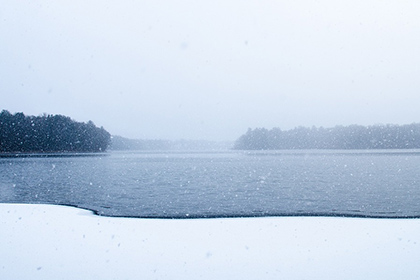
1 150 420 218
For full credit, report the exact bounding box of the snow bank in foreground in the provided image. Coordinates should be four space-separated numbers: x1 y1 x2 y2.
1 204 419 280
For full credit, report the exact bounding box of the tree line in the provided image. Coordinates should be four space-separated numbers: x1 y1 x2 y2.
234 124 420 150
0 110 111 153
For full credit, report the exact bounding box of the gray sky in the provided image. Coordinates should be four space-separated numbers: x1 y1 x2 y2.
2 1 420 141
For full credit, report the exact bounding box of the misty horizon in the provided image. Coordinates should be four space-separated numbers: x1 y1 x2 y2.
2 1 420 141
4 108 420 144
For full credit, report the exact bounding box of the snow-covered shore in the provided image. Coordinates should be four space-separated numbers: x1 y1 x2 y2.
1 203 419 280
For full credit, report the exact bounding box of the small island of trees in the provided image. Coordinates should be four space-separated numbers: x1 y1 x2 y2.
234 124 420 150
0 110 111 153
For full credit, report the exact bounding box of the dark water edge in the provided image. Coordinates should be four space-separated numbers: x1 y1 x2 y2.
1 148 420 158
240 149 420 156
3 202 419 220
0 152 108 158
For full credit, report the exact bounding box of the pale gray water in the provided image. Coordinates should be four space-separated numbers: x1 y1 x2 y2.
1 150 420 218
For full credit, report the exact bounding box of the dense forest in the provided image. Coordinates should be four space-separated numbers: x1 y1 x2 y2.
0 110 111 153
234 124 420 150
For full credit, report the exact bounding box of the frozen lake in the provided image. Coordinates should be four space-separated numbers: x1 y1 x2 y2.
1 150 420 218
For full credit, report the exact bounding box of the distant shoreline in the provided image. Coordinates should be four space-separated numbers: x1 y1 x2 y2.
234 124 420 150
2 149 420 158
0 152 108 158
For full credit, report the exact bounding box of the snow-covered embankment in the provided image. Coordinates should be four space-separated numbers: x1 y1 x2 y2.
1 203 419 279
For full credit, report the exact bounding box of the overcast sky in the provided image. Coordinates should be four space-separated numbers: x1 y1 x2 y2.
2 1 420 141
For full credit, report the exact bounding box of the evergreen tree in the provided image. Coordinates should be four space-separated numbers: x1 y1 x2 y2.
0 110 111 153
234 124 420 150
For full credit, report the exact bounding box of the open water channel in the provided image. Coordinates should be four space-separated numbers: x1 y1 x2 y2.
1 150 419 218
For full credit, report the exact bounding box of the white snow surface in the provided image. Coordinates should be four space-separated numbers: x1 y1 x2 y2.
1 203 420 280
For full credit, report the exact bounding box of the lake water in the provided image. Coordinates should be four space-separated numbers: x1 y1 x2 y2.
1 150 420 218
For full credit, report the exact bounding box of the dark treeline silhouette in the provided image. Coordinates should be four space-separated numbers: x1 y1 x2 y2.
234 124 420 150
0 110 111 153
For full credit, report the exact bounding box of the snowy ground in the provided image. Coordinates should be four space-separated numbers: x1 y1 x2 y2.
1 203 420 280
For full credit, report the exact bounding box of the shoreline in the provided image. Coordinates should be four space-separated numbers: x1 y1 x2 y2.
5 202 420 219
1 203 419 279
0 152 108 158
